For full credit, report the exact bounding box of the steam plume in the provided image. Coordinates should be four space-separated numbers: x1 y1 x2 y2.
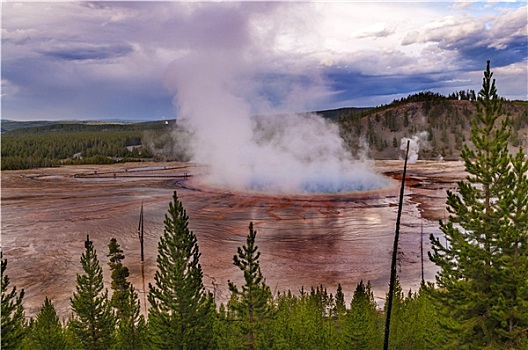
400 131 429 164
164 4 389 194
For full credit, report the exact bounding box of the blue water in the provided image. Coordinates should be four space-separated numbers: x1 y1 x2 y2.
247 175 390 194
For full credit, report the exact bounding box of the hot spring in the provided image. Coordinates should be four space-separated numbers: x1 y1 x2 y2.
192 164 394 195
248 173 391 194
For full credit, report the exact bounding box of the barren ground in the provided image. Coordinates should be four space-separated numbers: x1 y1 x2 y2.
1 160 466 319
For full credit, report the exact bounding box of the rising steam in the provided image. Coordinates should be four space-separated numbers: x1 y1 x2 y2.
167 90 389 194
400 131 429 164
163 4 389 194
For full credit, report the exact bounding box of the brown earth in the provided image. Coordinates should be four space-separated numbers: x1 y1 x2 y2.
1 160 466 319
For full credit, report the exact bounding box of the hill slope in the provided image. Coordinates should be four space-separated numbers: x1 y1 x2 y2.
335 99 528 160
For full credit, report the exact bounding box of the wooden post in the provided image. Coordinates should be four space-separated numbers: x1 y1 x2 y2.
138 201 147 315
384 140 410 350
421 220 425 286
141 262 147 315
138 202 144 263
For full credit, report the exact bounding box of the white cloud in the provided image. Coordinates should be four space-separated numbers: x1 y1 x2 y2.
494 62 528 100
398 4 526 50
352 22 394 39
1 79 20 98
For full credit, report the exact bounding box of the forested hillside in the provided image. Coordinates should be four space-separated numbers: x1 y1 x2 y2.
0 121 180 170
336 94 528 160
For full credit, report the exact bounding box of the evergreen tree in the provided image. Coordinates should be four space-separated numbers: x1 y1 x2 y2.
1 255 26 350
112 285 146 350
344 280 381 349
261 288 331 350
70 235 115 350
334 283 346 317
211 302 241 350
147 191 215 349
268 292 297 350
308 285 338 349
394 284 446 350
25 297 67 350
495 148 528 346
107 238 146 350
108 238 129 313
332 284 348 349
384 277 405 349
430 61 528 348
228 222 273 350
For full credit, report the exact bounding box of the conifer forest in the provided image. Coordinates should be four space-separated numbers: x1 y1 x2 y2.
2 66 527 349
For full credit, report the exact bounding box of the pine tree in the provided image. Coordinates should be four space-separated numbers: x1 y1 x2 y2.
107 238 146 350
495 149 528 346
108 238 129 313
334 283 346 317
384 278 405 349
394 284 446 350
210 302 240 350
332 284 348 349
308 285 338 349
70 235 115 350
1 255 26 350
286 288 331 350
430 61 528 348
25 297 67 350
345 280 381 349
228 222 273 350
113 285 146 350
147 191 215 349
268 292 296 350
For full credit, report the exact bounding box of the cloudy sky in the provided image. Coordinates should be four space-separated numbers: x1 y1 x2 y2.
2 1 527 121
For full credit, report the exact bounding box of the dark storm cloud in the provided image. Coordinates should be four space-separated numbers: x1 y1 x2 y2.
325 68 444 106
2 49 174 120
1 1 526 120
40 43 135 61
431 30 526 71
456 39 527 70
1 2 176 120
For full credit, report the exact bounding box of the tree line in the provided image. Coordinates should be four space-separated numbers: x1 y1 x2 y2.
0 121 180 170
0 192 448 350
2 63 527 349
389 90 479 106
0 120 195 170
1 130 152 170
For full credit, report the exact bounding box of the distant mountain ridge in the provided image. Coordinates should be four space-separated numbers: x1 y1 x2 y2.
1 120 65 132
1 119 174 133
